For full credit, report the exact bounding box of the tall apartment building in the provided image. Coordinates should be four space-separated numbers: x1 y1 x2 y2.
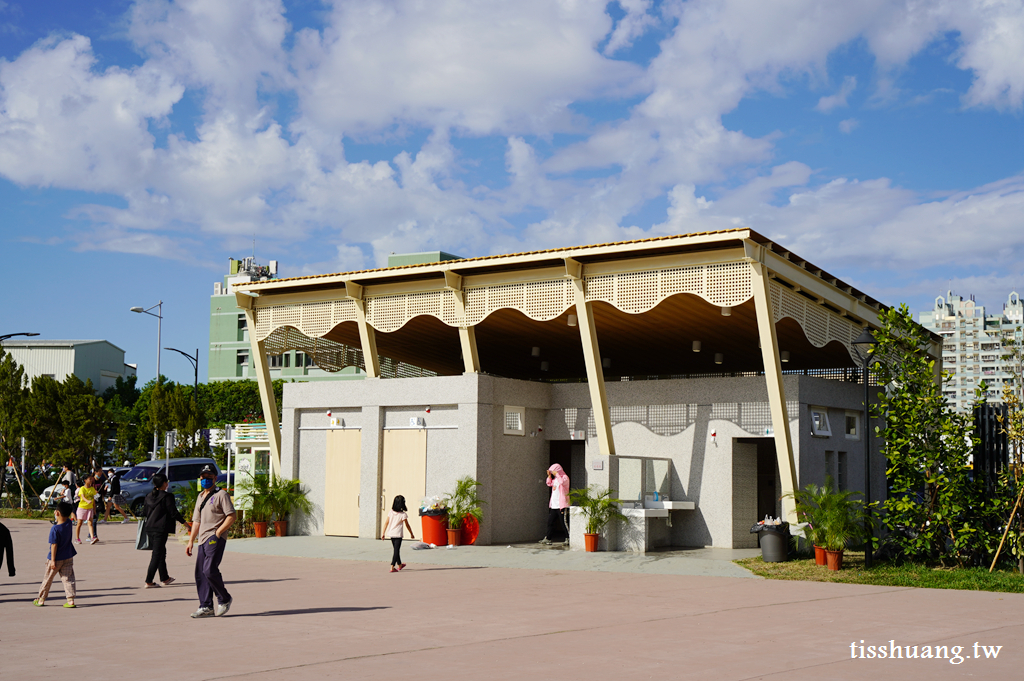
918 291 1024 412
208 257 366 383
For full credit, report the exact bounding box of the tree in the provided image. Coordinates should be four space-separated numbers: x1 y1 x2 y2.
24 374 108 471
872 304 999 566
168 383 207 457
0 348 28 500
201 379 283 427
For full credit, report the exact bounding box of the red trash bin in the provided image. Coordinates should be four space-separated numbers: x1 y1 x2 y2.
420 513 448 545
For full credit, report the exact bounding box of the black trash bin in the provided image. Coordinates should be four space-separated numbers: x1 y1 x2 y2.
750 522 790 562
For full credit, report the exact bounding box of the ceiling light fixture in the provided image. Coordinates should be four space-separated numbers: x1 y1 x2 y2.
540 361 550 372
721 307 732 317
781 351 790 363
602 357 611 368
692 340 701 353
531 346 541 357
567 314 577 327
714 353 724 365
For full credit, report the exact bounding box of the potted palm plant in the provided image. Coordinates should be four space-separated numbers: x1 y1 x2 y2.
569 485 628 552
788 479 834 566
443 476 484 546
820 493 867 571
238 473 274 537
268 476 314 537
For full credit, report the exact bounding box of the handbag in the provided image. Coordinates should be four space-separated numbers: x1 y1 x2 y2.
135 517 151 551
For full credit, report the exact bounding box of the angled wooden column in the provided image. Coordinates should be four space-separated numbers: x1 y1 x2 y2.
237 294 282 478
568 258 615 457
346 281 380 378
446 271 480 373
749 262 799 523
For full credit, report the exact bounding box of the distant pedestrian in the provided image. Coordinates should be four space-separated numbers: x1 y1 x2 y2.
75 477 100 545
382 495 415 572
59 481 73 505
539 463 570 545
104 468 129 523
59 465 77 490
33 501 77 607
0 520 14 578
185 465 235 618
143 472 189 588
91 467 107 535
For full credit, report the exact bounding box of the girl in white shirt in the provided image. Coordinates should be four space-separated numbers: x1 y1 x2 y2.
381 495 415 573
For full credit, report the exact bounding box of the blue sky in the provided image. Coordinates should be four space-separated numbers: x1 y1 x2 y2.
2 0 1024 385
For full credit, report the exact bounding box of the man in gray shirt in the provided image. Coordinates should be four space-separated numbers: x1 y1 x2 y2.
185 465 235 619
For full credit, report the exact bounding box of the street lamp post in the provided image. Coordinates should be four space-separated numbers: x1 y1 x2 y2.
165 347 199 450
0 332 40 342
853 328 878 569
130 302 163 469
164 347 198 400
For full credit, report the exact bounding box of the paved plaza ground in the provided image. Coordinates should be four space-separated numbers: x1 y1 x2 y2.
2 518 1022 680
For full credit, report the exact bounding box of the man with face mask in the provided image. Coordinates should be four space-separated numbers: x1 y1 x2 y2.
185 465 235 618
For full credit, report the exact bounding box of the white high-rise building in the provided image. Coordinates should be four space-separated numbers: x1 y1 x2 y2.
919 291 1024 412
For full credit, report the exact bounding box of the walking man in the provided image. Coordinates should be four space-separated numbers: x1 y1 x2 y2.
185 465 235 619
103 469 129 522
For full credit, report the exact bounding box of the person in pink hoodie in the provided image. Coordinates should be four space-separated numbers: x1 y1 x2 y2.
539 464 570 545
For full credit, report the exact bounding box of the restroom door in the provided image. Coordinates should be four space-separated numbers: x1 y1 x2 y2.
324 430 361 536
380 429 427 539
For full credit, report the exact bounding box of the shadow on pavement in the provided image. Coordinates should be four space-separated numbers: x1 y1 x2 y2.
229 578 299 585
74 597 196 607
234 606 390 617
408 566 488 572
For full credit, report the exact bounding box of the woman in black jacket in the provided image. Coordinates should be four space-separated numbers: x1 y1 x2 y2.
143 472 189 588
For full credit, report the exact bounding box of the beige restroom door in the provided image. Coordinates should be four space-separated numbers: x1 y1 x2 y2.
380 429 427 539
324 430 361 536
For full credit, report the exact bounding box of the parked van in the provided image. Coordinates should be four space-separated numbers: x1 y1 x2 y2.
119 457 219 515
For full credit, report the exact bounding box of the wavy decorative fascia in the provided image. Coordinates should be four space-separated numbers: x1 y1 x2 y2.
770 280 860 363
252 264 859 367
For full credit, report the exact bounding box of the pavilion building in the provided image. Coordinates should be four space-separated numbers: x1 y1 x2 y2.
230 229 940 551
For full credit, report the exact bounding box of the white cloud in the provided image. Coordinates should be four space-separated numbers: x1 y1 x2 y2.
128 0 291 116
603 0 657 55
816 75 857 112
0 35 182 192
291 0 644 137
838 118 859 133
1 0 1024 280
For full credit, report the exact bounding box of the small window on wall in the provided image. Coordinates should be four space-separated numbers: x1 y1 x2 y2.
810 407 831 437
504 406 525 436
845 412 860 440
237 351 249 367
837 452 848 491
269 355 283 368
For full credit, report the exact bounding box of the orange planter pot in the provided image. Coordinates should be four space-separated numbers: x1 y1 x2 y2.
825 548 844 571
446 528 463 546
584 533 599 552
814 545 827 566
253 521 268 538
274 520 287 537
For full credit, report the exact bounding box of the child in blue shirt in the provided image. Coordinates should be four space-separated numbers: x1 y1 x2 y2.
34 501 77 607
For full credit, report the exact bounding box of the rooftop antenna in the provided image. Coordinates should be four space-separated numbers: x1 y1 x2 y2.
253 234 256 261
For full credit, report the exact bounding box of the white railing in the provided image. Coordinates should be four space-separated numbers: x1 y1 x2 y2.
232 423 269 442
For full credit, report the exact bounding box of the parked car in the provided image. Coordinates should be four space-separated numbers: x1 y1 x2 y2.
119 457 220 516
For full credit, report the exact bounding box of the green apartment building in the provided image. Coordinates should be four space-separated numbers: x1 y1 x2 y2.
208 253 460 382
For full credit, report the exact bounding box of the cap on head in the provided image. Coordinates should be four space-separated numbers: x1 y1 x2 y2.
200 465 216 477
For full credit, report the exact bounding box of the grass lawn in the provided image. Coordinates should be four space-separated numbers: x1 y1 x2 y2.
736 552 1024 593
